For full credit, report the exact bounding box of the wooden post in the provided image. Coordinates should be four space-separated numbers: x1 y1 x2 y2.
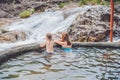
110 0 114 42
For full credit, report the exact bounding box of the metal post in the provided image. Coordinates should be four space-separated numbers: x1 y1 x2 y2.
110 0 114 42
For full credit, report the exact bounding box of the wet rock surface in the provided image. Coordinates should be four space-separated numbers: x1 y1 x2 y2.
0 3 120 42
0 18 17 27
0 31 26 43
67 5 120 42
115 4 120 13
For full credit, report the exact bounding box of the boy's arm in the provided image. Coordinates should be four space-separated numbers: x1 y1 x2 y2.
40 42 46 48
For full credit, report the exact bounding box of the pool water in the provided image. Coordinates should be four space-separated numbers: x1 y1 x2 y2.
0 47 120 80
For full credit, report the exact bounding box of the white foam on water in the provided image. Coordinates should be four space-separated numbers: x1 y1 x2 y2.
1 5 113 51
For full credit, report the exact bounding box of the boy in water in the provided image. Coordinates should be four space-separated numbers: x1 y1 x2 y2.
40 33 54 62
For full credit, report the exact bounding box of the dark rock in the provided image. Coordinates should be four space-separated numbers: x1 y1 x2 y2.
0 9 13 18
115 4 120 13
117 19 120 26
67 5 120 42
48 0 69 4
31 2 48 11
0 0 70 18
114 16 120 26
100 13 110 22
78 18 92 25
0 0 20 4
67 6 113 42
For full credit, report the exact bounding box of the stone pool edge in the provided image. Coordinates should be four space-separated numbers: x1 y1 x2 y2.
0 42 120 65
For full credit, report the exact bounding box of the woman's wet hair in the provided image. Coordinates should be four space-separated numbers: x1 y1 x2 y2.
46 33 52 40
62 32 71 45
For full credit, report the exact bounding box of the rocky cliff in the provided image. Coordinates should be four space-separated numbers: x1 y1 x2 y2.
0 0 70 18
67 5 120 42
0 1 120 42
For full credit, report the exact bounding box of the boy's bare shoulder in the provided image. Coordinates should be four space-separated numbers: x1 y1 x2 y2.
45 41 53 43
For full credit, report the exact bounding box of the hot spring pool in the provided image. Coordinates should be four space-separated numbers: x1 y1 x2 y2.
0 47 120 80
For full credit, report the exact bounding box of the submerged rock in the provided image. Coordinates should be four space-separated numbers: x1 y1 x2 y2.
0 31 26 43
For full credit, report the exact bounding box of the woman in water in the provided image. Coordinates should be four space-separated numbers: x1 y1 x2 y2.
55 32 72 53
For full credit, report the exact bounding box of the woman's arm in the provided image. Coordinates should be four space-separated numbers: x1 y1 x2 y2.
58 39 62 41
62 45 72 48
54 40 65 46
55 40 72 48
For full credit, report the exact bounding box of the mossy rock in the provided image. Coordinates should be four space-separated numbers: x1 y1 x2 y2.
19 10 31 18
19 9 35 18
58 2 69 8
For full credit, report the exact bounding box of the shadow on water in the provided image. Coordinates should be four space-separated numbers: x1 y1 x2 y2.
0 47 120 80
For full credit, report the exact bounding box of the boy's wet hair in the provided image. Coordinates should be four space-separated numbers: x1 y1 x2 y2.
46 33 52 40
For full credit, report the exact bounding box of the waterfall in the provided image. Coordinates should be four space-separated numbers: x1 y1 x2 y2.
0 5 104 51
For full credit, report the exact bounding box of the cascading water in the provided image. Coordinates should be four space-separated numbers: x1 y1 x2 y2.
0 5 120 80
0 6 92 51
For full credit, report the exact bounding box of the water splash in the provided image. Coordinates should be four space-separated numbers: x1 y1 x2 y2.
0 5 102 51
